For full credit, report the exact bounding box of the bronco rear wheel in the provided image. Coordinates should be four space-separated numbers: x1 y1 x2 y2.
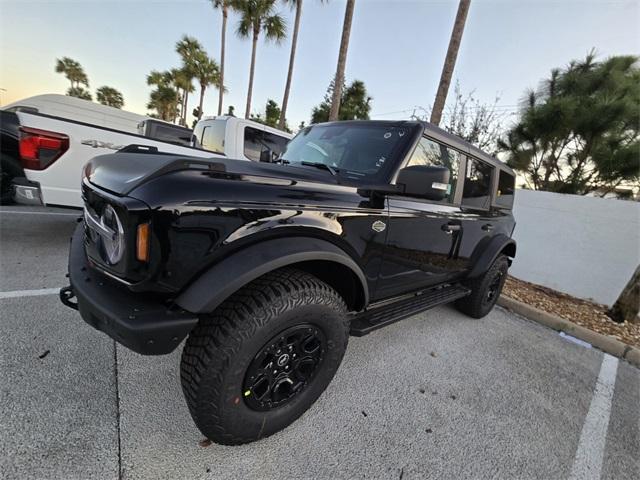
455 254 509 319
180 268 349 445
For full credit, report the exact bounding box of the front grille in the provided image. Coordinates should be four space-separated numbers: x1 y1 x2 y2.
80 180 152 286
81 184 127 276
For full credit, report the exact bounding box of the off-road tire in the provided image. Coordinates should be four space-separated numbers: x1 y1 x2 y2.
180 268 349 445
456 254 509 319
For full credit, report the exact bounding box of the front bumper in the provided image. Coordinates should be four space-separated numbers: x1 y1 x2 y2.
60 223 198 355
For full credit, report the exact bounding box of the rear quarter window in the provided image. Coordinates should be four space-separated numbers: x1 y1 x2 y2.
496 170 515 209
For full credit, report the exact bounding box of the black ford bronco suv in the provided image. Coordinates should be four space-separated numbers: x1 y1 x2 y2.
60 120 516 445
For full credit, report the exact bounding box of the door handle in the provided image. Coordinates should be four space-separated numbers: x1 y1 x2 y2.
481 223 493 232
441 222 462 235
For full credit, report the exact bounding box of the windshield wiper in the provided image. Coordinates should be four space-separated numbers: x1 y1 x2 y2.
300 161 338 176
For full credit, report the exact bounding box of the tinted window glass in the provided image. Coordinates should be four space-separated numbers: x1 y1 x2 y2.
262 131 289 158
201 120 226 153
145 122 192 146
192 122 205 147
407 137 461 202
244 126 263 161
462 157 494 209
496 170 515 208
281 124 412 183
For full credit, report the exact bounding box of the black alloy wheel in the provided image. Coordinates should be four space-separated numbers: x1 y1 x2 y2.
484 270 504 306
243 324 326 411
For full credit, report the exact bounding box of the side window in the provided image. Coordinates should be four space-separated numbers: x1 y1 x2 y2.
496 170 515 208
462 157 494 210
262 131 289 158
192 122 205 148
244 126 263 161
406 137 461 202
201 121 226 153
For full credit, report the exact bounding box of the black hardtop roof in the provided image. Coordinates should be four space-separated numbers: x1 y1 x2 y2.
315 119 515 176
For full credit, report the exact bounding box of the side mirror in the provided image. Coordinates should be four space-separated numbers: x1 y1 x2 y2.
259 148 274 163
396 165 450 200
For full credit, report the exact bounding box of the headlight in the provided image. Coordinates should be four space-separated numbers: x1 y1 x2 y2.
82 161 93 181
100 204 125 265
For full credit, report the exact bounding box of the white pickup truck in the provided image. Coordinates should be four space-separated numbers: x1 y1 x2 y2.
1 95 292 208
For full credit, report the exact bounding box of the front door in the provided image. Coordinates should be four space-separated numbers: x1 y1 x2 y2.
375 136 466 300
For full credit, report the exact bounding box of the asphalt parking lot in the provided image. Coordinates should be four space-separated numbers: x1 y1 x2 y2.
0 205 638 480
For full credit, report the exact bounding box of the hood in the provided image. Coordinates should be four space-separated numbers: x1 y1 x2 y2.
85 151 341 196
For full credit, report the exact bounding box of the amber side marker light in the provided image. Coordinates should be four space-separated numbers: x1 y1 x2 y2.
136 223 150 262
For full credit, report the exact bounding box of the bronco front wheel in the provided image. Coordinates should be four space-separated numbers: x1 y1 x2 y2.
180 268 349 445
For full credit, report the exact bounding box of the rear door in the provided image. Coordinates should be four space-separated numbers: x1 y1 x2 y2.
455 157 516 268
454 156 498 266
376 136 467 300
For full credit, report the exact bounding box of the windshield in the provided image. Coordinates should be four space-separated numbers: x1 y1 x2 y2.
281 123 412 183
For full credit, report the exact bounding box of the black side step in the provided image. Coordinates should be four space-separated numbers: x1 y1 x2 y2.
349 284 471 336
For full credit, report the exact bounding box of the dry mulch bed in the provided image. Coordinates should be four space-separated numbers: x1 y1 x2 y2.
503 276 640 348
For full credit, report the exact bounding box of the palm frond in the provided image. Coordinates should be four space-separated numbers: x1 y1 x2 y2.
263 13 286 42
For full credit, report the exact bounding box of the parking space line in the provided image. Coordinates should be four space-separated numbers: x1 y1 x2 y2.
569 354 619 480
0 288 61 299
0 210 80 216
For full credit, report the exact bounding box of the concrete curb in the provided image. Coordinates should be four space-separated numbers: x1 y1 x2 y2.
498 295 640 368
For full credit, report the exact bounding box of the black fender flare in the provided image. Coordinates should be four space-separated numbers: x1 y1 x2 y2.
467 234 516 279
175 236 369 314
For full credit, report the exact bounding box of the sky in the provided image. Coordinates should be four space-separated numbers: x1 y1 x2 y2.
0 0 639 129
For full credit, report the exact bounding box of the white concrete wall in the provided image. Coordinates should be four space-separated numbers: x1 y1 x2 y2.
509 189 640 306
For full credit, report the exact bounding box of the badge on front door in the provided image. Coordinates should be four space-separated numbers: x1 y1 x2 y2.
372 220 386 233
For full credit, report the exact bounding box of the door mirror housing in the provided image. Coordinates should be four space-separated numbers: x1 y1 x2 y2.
396 165 450 201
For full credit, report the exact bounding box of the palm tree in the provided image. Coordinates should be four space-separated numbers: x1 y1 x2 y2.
147 86 179 121
210 1 232 115
55 57 89 89
191 51 221 120
67 86 92 101
234 0 286 119
328 0 355 121
278 0 325 129
430 0 471 126
96 86 124 108
176 36 203 123
147 70 180 121
170 67 194 124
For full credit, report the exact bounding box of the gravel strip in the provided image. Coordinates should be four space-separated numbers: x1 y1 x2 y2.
504 276 640 348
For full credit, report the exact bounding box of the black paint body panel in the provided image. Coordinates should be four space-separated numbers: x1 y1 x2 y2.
67 120 517 354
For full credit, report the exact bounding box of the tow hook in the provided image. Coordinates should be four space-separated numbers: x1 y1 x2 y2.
59 286 78 311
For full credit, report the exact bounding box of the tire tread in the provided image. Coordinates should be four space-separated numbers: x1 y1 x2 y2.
456 254 509 319
180 268 348 445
